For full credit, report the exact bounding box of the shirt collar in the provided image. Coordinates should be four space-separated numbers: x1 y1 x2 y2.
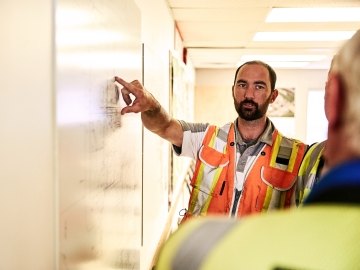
234 118 274 146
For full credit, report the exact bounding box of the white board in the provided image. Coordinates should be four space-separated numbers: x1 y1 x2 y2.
56 0 142 268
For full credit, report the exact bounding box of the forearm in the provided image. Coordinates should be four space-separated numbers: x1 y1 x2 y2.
141 100 170 135
141 101 183 146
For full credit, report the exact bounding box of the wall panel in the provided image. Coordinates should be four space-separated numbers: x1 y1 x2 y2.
56 0 143 268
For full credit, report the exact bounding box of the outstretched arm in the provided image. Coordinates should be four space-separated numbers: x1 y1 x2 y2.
115 77 183 147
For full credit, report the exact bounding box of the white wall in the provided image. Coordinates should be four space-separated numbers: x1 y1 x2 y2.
0 1 55 269
195 68 328 143
276 69 328 143
134 1 176 269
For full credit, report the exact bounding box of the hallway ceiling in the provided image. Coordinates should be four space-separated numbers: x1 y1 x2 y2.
166 0 360 69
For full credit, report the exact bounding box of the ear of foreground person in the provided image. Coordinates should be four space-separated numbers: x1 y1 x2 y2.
155 177 360 270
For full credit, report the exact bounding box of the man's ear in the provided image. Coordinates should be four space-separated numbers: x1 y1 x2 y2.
270 89 278 103
326 73 343 128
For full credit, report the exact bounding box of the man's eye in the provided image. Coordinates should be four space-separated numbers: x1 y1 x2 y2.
255 84 265 90
238 83 246 88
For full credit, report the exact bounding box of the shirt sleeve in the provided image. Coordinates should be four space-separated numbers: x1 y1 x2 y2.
172 120 209 159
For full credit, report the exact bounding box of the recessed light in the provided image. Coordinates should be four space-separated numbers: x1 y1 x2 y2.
266 7 360 22
240 54 326 62
253 31 355 41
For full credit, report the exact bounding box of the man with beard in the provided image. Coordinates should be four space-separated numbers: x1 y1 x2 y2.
155 31 360 270
115 60 307 222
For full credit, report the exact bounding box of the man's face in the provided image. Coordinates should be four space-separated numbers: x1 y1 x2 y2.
232 64 276 121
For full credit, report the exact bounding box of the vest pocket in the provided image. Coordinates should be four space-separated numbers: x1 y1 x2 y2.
198 145 229 168
260 166 296 191
192 145 229 196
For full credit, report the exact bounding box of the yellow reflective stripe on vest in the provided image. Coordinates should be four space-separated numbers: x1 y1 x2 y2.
264 185 287 211
298 142 322 178
189 126 224 215
270 131 300 173
288 141 302 172
188 124 232 216
270 131 282 167
201 164 223 215
172 219 237 270
298 141 325 203
310 149 324 175
201 128 219 215
262 187 273 212
188 127 215 215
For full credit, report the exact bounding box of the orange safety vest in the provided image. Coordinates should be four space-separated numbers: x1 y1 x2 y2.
182 123 307 222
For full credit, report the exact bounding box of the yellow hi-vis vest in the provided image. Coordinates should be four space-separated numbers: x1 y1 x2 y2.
182 123 307 222
297 141 326 204
157 206 360 270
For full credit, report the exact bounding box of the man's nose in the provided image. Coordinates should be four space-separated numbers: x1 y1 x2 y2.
244 86 255 99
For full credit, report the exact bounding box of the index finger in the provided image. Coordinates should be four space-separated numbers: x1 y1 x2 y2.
114 76 141 96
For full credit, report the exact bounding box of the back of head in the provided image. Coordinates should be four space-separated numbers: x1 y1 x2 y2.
332 30 360 156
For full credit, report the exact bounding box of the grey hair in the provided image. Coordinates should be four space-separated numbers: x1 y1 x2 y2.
333 29 360 155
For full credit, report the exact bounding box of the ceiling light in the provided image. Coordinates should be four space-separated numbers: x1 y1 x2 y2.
236 61 309 69
253 31 355 41
266 7 360 22
240 54 326 62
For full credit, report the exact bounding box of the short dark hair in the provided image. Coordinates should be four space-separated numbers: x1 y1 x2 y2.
233 60 277 91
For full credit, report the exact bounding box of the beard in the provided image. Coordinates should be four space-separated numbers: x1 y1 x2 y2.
234 95 272 121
